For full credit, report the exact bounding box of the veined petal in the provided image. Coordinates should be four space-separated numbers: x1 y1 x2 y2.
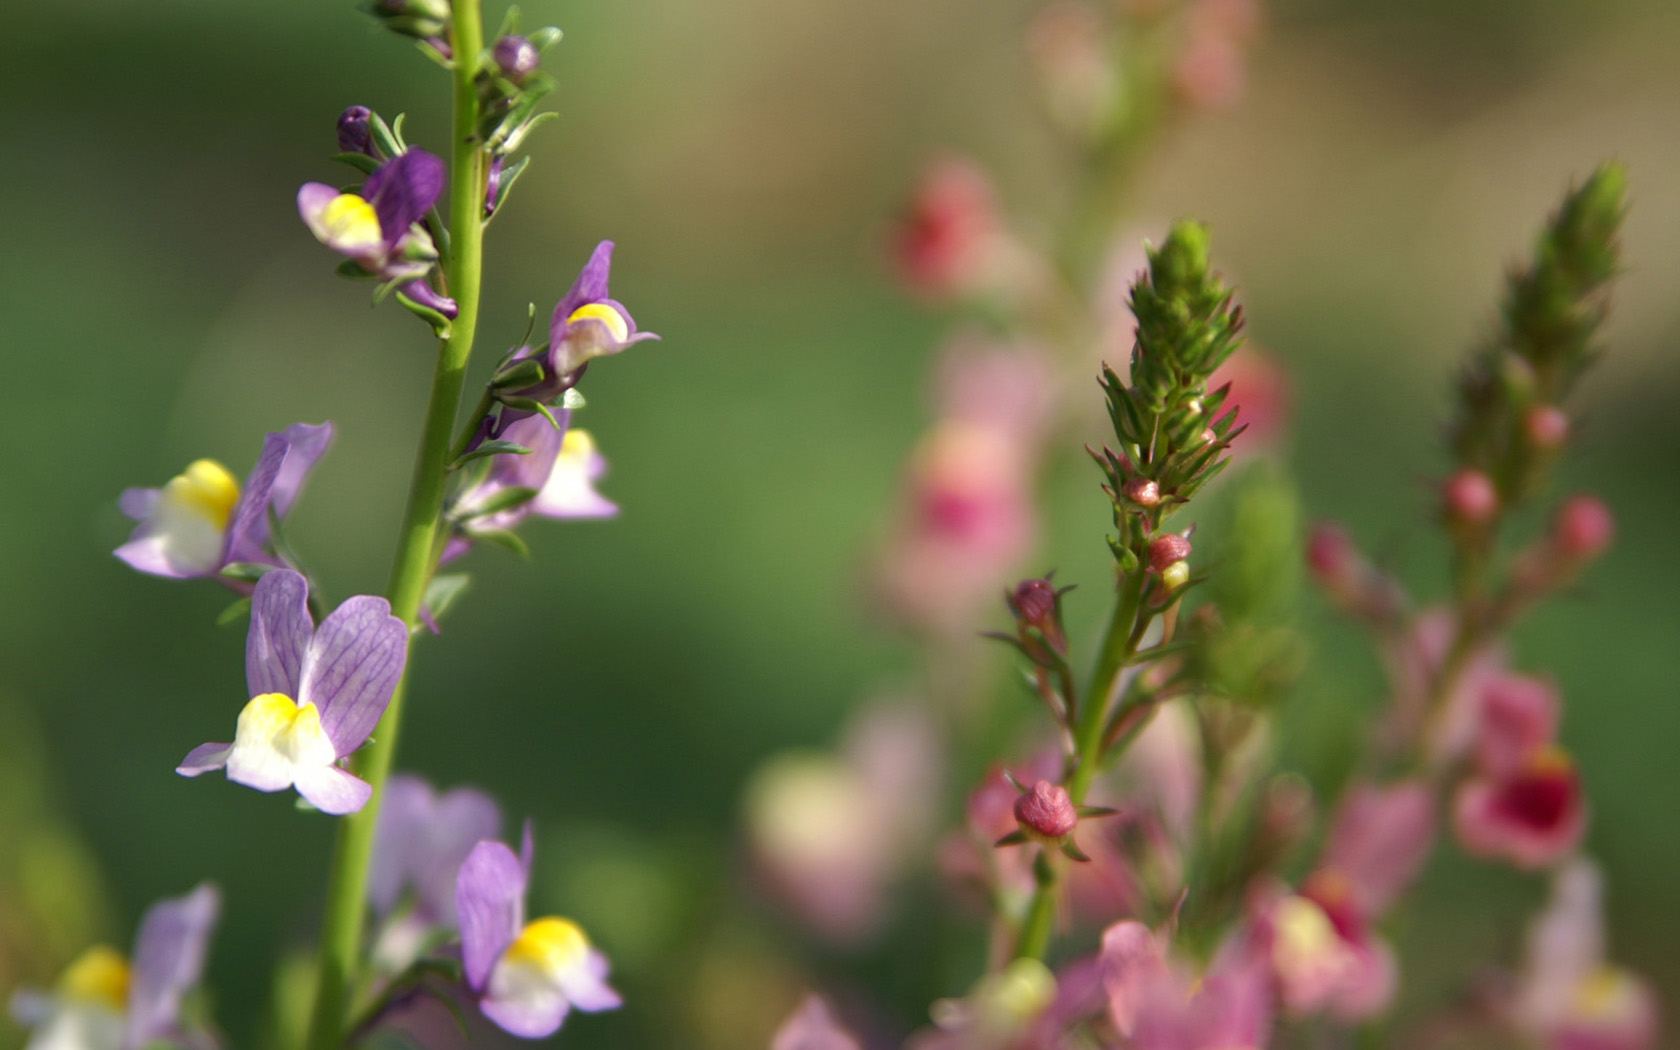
294 765 373 816
175 743 232 777
269 422 335 520
125 885 219 1050
457 841 528 992
551 240 615 328
246 569 311 700
364 149 445 246
225 694 336 793
300 595 408 756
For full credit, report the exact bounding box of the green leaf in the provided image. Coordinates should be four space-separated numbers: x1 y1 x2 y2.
494 4 522 38
394 289 453 337
494 396 561 429
370 112 404 159
491 358 545 390
471 527 531 558
460 486 538 520
335 258 374 280
450 440 532 469
220 562 277 583
420 573 471 627
416 38 454 69
332 151 381 175
528 26 562 51
215 598 252 627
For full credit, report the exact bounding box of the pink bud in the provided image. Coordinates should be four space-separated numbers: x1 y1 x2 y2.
1148 533 1193 572
1552 495 1614 562
1443 469 1499 525
1010 578 1061 645
1123 477 1162 507
1305 523 1356 587
1525 405 1570 449
1014 780 1078 838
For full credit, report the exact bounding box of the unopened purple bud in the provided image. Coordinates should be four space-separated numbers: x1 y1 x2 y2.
484 156 505 218
1148 533 1192 572
337 105 375 156
1011 578 1057 629
1014 780 1077 838
493 35 541 82
1123 477 1161 507
1443 469 1499 525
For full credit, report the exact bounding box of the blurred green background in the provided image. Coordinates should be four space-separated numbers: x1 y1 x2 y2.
1 0 1677 1047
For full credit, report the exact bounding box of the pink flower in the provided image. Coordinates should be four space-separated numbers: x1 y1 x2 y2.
770 996 863 1050
1474 674 1561 778
893 157 1006 299
1454 745 1588 870
1320 780 1436 916
1505 860 1659 1050
1207 349 1291 453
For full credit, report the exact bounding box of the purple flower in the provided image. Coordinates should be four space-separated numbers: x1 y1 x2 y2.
116 422 332 582
9 884 220 1050
506 242 657 400
456 834 620 1039
298 149 446 284
176 569 407 815
448 412 616 560
371 775 502 925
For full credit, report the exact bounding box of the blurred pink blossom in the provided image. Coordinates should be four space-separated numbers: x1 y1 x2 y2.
1504 860 1659 1050
771 995 864 1050
1454 745 1588 870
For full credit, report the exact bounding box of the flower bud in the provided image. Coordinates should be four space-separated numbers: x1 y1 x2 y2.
337 105 375 156
1525 405 1570 449
1552 495 1614 562
1122 477 1161 507
1305 522 1356 588
1013 780 1077 838
1010 578 1057 631
1147 532 1192 572
1443 468 1499 525
1161 560 1191 590
493 34 541 82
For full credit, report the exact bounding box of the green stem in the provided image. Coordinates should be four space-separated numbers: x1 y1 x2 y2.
1013 569 1149 961
303 4 486 1048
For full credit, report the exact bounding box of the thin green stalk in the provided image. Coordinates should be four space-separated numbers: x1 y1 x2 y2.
304 4 486 1048
1013 569 1148 961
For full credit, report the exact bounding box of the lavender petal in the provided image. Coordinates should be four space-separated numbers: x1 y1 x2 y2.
421 787 504 923
550 241 615 337
124 884 220 1050
175 743 233 777
246 569 312 699
116 536 202 580
269 422 334 519
118 487 159 522
456 841 527 992
301 595 408 756
294 766 374 816
222 431 290 566
481 992 570 1039
370 774 435 916
492 411 568 492
364 149 446 245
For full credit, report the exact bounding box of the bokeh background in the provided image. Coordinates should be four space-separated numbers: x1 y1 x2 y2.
1 0 1677 1047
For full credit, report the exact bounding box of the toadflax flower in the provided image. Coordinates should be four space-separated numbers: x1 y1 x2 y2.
456 833 621 1038
502 241 657 401
446 412 617 561
10 883 219 1050
368 775 502 969
298 148 453 311
116 423 332 583
176 569 407 815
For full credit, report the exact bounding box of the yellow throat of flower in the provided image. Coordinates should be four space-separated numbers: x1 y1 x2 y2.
236 693 334 765
58 945 131 1012
566 302 630 344
504 917 590 977
165 459 240 530
559 429 597 464
321 193 384 253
